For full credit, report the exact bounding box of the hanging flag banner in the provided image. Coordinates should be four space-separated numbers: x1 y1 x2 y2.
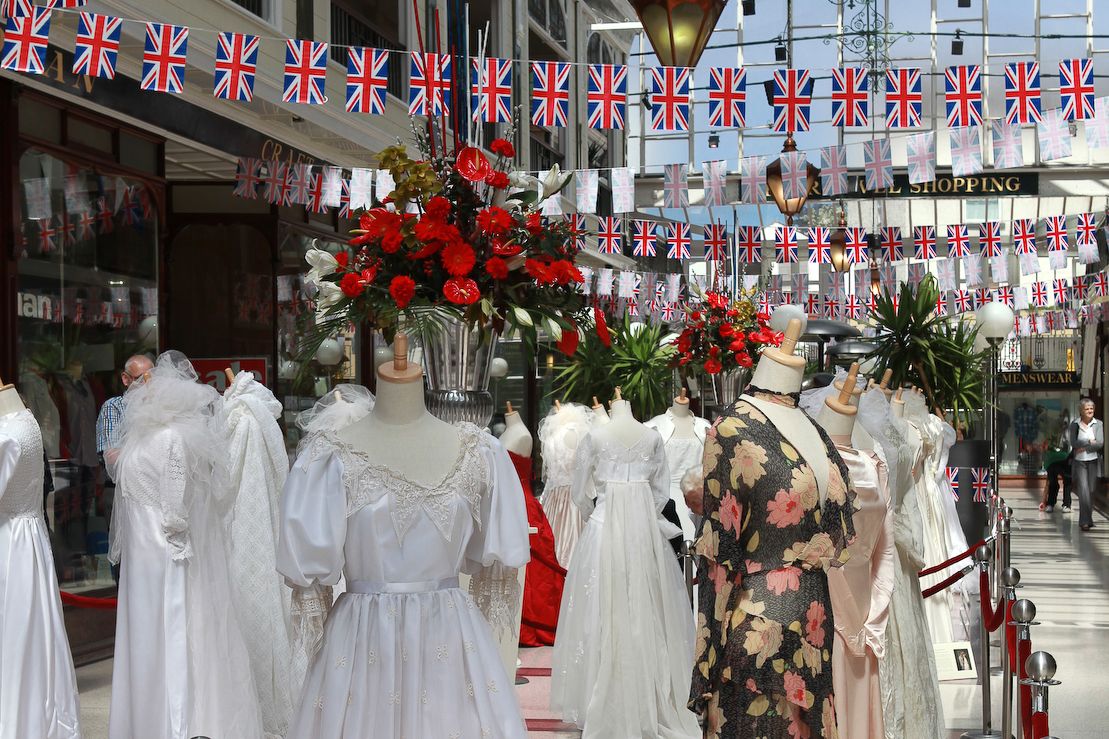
886 67 923 129
819 145 848 196
914 225 937 259
950 127 983 176
1087 97 1109 149
780 150 808 199
991 120 1025 169
963 252 983 288
611 166 635 213
906 131 936 184
702 159 728 207
740 155 766 204
575 169 598 214
349 168 373 209
1038 108 1073 161
662 163 688 209
863 138 893 190
935 257 957 291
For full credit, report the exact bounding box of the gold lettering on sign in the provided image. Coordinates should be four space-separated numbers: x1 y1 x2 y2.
43 51 95 94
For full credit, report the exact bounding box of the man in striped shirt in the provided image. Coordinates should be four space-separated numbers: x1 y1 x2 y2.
96 354 152 480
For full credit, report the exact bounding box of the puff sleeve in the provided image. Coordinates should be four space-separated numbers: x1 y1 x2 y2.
278 450 348 589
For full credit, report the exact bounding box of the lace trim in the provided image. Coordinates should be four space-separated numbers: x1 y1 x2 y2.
291 584 333 665
469 562 521 640
300 422 489 543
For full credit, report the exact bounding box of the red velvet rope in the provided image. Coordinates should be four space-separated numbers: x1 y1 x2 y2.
980 570 1007 632
1019 636 1033 739
921 564 974 599
918 538 987 578
1007 600 1018 672
59 591 118 610
1031 711 1049 739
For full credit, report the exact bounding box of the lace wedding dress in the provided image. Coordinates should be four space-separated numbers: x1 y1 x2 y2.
0 409 81 739
538 404 592 567
550 428 698 739
278 422 530 739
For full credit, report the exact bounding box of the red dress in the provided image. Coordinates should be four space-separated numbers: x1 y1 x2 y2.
509 451 565 647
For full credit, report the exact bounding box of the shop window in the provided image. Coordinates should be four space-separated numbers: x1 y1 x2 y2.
13 147 160 600
119 132 161 176
229 0 275 23
67 117 113 156
330 1 404 100
17 96 61 144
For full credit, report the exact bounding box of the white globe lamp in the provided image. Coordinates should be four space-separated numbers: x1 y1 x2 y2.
770 304 807 335
976 302 1015 343
490 357 509 380
316 338 343 366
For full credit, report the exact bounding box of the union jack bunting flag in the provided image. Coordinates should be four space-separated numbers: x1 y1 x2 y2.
597 216 622 255
914 226 937 260
946 467 960 500
705 223 728 261
822 295 841 319
971 467 991 503
1044 214 1068 252
2 6 51 74
980 222 1003 258
1013 217 1036 254
1088 98 1109 149
963 252 983 287
284 40 328 105
1089 272 1108 298
707 67 746 127
808 227 831 264
409 52 451 116
587 64 627 130
1060 58 1095 121
775 225 798 264
996 284 1015 308
1053 278 1070 305
702 160 728 208
831 67 869 127
659 301 678 322
286 164 312 206
575 170 598 214
906 131 936 185
2 0 32 19
662 164 688 208
1076 212 1098 246
1004 61 1042 125
771 68 813 133
1031 281 1049 307
804 293 819 316
37 217 57 253
946 224 971 258
885 67 922 128
76 210 96 241
953 289 973 312
306 171 329 214
1038 109 1072 161
740 155 766 204
820 145 848 196
863 138 893 190
839 294 860 320
631 220 657 257
881 227 903 261
612 166 635 213
945 65 983 128
735 225 761 263
845 227 868 263
233 158 261 199
950 127 983 177
780 150 808 199
73 12 122 80
564 213 587 251
470 57 512 124
346 47 388 114
337 179 351 219
650 66 691 131
531 61 570 128
935 292 949 316
991 120 1025 169
349 168 373 210
213 32 258 102
140 23 189 94
667 222 691 260
973 288 992 310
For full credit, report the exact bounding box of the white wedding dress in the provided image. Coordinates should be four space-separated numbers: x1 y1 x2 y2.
538 404 592 567
224 372 297 738
278 422 530 739
550 428 698 739
643 409 711 543
0 409 81 739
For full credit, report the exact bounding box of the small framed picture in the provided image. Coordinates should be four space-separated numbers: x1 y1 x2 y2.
934 641 977 681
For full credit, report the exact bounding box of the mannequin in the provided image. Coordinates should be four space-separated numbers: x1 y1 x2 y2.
742 318 831 501
500 401 533 457
875 369 894 400
336 334 461 481
603 388 644 448
0 377 26 416
819 362 861 444
669 388 696 437
891 387 906 419
591 396 610 425
645 388 711 544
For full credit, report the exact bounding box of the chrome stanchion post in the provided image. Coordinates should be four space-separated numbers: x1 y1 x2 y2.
682 539 695 607
963 544 1002 739
1011 599 1039 739
998 567 1020 739
1021 652 1060 739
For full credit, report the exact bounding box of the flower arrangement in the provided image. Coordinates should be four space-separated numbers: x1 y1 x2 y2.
302 126 593 356
671 289 782 376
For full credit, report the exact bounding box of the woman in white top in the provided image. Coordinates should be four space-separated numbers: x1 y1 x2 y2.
1067 397 1103 532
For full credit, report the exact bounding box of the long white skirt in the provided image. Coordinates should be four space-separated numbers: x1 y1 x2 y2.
542 484 584 568
0 514 81 739
287 584 527 739
550 481 699 739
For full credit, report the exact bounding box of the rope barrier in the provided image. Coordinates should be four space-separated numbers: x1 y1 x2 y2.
1019 636 1033 739
1031 711 1049 739
981 570 1008 632
918 538 987 578
59 591 118 610
921 564 974 599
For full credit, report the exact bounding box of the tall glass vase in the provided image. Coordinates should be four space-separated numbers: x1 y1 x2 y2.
414 312 499 429
707 368 750 412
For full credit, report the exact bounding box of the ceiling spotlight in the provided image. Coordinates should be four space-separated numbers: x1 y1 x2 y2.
743 0 756 15
958 0 972 7
774 36 788 63
708 132 720 149
951 30 964 56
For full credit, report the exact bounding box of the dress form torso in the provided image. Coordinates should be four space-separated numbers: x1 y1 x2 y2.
500 411 533 457
669 400 696 439
598 400 644 447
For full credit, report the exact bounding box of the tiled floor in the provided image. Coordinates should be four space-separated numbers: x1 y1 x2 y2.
75 482 1108 738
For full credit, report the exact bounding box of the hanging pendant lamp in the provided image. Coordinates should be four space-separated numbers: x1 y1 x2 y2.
629 0 729 69
765 134 821 227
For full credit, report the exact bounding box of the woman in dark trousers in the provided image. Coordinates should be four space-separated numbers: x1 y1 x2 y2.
1067 397 1103 532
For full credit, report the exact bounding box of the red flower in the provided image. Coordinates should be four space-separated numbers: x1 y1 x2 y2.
424 196 451 220
491 239 524 257
455 146 492 182
704 358 722 374
676 331 692 354
360 265 377 285
549 260 583 285
594 307 611 348
718 323 735 338
476 206 513 236
556 320 579 356
728 336 747 352
334 252 349 269
441 242 477 277
485 257 509 280
490 138 515 158
381 230 404 254
705 291 728 310
443 277 481 305
525 212 542 234
389 275 416 309
735 351 753 368
485 171 510 189
525 258 553 284
340 272 365 298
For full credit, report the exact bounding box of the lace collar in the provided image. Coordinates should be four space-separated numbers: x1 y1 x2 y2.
305 422 488 544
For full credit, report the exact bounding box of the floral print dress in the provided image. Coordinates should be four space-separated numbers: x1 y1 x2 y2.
690 394 857 739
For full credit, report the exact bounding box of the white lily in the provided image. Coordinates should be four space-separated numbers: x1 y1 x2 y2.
508 170 535 189
539 164 573 200
316 281 343 313
305 248 339 286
